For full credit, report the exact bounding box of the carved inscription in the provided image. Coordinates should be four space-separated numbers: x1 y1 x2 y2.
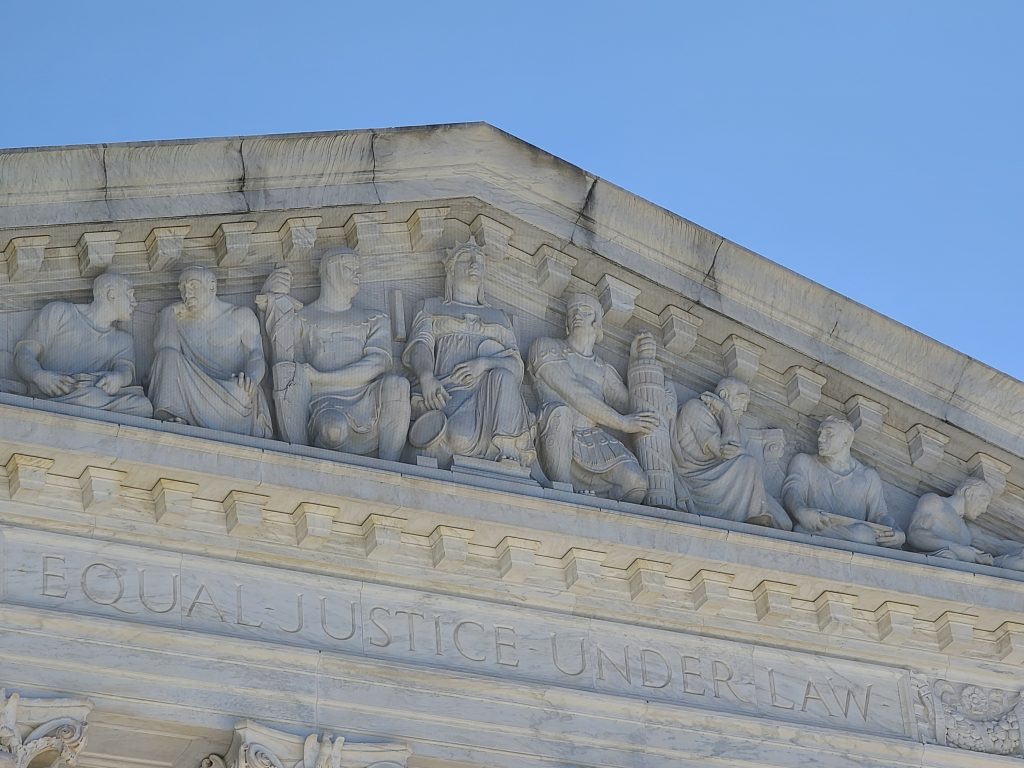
4 533 909 739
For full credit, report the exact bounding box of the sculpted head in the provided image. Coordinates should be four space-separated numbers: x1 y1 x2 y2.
816 416 855 459
92 272 137 324
320 248 361 303
443 238 486 304
716 377 750 417
955 477 994 521
565 293 604 346
178 266 217 312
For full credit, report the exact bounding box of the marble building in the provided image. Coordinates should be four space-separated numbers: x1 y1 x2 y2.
0 123 1022 768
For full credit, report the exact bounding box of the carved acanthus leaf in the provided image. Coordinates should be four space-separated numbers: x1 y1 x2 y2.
205 722 408 768
0 689 93 768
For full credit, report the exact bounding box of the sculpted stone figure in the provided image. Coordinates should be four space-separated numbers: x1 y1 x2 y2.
14 273 153 417
782 415 905 547
148 266 273 437
403 238 536 468
908 478 1024 569
528 293 658 502
256 249 410 459
673 377 791 529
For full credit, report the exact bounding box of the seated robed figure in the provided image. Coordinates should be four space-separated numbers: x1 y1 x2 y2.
14 272 153 417
148 266 273 438
528 293 658 503
673 377 791 529
783 415 905 548
257 248 410 460
403 238 536 469
908 477 1024 569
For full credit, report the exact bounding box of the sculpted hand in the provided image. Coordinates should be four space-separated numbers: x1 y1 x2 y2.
233 372 259 402
973 549 995 566
719 442 742 460
34 370 77 397
700 391 728 417
301 363 325 389
630 332 658 361
420 374 450 411
450 358 490 387
95 372 124 395
875 527 905 548
622 410 660 435
262 266 293 295
796 508 830 532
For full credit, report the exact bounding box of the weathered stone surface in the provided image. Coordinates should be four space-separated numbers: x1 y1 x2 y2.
0 124 1022 768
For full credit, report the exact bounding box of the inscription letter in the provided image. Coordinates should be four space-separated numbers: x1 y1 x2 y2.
41 554 67 598
369 606 392 647
454 620 486 662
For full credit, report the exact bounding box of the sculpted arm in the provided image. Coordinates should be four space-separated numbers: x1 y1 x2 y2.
239 311 267 384
865 471 905 546
154 306 182 353
782 454 829 532
691 394 742 459
403 311 448 411
308 315 392 391
14 305 77 396
969 529 1024 558
602 363 631 413
908 496 966 553
533 351 633 432
450 321 524 387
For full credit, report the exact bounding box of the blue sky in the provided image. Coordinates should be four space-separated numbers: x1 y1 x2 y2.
2 2 1021 379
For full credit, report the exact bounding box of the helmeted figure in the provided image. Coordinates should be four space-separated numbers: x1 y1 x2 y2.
528 293 658 502
14 272 152 418
402 238 535 468
148 266 273 438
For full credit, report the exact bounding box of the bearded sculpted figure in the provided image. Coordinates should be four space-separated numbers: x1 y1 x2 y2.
14 272 153 417
257 248 410 459
908 477 1024 569
783 415 905 547
528 293 658 502
673 377 791 529
148 266 273 438
402 238 536 468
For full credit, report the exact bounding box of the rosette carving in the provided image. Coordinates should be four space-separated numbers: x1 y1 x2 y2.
915 677 1024 758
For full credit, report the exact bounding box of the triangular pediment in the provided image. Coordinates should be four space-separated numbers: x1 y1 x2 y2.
1 124 1023 768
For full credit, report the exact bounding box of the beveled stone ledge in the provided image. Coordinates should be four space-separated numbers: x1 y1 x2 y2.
0 401 1023 672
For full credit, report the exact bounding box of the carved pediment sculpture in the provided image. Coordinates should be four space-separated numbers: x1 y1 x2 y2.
403 238 536 469
528 293 661 503
916 678 1024 758
672 377 791 529
201 721 409 768
255 249 410 459
0 689 92 768
782 416 906 548
13 273 152 418
908 477 1024 569
149 266 273 437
